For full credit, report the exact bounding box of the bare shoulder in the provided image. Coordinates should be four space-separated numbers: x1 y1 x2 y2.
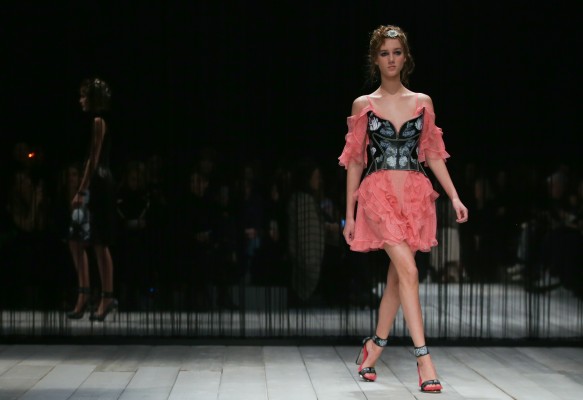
415 92 435 113
93 116 107 126
92 117 107 136
351 95 369 116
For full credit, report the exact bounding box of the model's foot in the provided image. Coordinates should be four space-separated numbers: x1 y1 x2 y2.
95 297 114 316
417 354 441 391
90 297 118 322
361 338 384 371
65 292 91 319
357 335 388 382
73 294 90 313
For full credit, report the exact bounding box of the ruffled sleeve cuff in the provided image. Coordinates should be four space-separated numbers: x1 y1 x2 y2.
418 107 450 164
338 107 370 169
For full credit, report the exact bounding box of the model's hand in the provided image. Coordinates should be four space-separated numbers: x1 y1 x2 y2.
452 198 468 223
343 217 356 244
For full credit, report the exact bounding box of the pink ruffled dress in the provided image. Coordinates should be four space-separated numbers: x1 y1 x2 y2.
338 96 450 253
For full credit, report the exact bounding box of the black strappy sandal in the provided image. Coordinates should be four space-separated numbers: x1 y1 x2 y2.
415 345 442 393
66 287 91 319
89 291 118 322
355 334 388 382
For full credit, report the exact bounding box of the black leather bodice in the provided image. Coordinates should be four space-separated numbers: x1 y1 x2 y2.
364 110 427 178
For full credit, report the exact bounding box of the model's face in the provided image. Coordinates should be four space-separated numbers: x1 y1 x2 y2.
376 38 406 79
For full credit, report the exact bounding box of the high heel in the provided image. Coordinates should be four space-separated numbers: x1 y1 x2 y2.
66 287 91 319
414 345 442 393
355 334 388 382
89 291 118 322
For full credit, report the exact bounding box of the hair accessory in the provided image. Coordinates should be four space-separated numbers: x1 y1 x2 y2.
385 29 399 38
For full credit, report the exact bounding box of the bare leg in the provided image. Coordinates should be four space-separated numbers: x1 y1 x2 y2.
360 260 401 370
384 242 439 388
94 244 114 315
68 240 90 312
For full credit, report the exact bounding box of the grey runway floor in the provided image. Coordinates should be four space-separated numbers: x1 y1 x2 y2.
0 344 582 400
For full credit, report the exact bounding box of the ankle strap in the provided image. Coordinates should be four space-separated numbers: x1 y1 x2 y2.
78 287 90 294
101 291 115 298
372 335 388 347
414 345 429 357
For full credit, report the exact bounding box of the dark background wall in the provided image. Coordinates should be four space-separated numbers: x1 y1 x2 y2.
1 1 582 341
3 1 580 175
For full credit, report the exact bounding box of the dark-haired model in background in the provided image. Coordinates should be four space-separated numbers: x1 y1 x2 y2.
66 78 118 322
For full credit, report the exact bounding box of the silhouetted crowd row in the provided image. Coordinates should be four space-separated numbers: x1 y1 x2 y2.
1 141 582 312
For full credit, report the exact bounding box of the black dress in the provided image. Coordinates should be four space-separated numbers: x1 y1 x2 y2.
69 114 116 245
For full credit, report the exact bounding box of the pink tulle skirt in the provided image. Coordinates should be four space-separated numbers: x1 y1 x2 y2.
350 170 439 253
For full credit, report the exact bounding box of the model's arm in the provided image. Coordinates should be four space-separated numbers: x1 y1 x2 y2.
343 97 367 243
345 161 364 216
420 94 468 223
426 158 468 223
72 117 106 207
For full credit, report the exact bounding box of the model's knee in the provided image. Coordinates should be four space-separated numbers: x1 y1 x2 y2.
387 275 399 291
399 267 419 286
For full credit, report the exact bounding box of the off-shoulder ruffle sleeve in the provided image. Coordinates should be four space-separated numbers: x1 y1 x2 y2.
338 106 370 169
418 107 450 164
